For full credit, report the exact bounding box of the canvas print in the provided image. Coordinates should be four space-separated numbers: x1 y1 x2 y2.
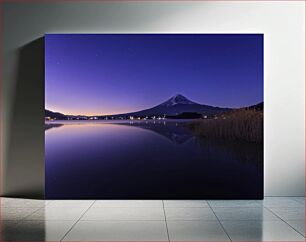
45 34 263 199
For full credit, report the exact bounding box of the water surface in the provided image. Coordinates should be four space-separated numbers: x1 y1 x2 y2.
45 120 263 199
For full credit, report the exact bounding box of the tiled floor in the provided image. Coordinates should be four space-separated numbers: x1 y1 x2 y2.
0 197 304 241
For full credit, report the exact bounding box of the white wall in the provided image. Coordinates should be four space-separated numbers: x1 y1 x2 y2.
2 1 305 196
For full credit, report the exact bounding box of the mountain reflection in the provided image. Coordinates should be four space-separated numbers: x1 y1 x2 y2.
45 123 64 131
45 120 194 145
115 121 194 144
121 120 262 167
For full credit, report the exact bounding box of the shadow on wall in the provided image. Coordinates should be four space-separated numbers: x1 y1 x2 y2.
5 38 44 199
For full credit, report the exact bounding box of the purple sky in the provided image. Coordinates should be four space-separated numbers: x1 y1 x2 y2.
45 34 263 116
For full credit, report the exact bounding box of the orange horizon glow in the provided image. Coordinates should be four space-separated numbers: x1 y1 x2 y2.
45 106 147 117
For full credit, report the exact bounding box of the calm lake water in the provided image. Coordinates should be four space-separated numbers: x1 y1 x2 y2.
45 120 263 199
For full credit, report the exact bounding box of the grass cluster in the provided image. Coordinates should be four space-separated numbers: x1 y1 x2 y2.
189 109 263 143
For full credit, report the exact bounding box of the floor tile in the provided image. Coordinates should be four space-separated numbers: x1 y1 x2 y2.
26 207 88 220
0 198 48 208
167 220 230 241
47 200 94 208
292 197 305 206
165 207 217 221
221 220 305 241
286 220 305 236
268 207 305 220
213 207 279 220
81 207 165 221
208 200 263 208
264 197 304 207
93 200 163 208
0 207 39 220
164 200 209 208
63 220 168 241
1 220 75 241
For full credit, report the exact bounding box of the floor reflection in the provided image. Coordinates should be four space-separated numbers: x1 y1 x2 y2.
2 220 46 241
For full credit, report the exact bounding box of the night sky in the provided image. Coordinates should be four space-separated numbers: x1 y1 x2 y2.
45 34 263 116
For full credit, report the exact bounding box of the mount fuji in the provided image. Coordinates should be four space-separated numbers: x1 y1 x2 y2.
112 94 231 118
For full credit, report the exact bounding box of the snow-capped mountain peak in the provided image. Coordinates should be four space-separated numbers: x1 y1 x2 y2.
161 94 197 106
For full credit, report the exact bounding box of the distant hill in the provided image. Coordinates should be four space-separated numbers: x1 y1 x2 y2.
245 102 263 111
45 109 67 119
